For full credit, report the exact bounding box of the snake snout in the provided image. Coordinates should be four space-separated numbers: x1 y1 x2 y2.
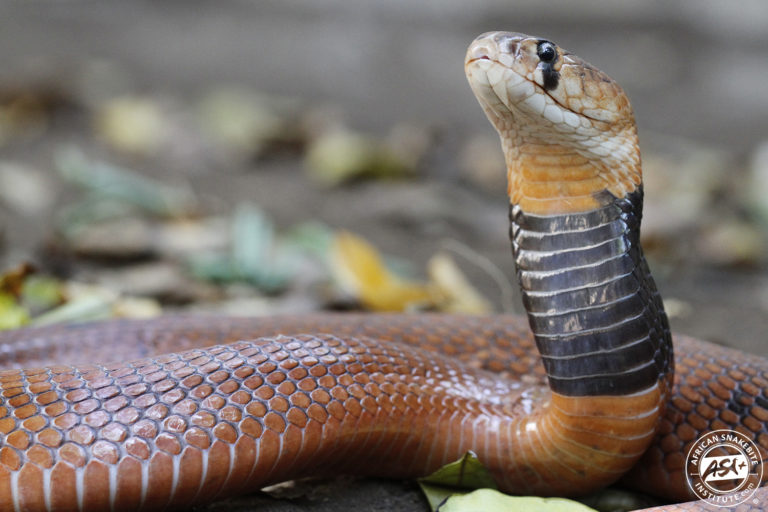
466 31 524 65
465 40 494 65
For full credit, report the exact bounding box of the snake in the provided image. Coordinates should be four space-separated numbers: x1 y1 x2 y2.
0 31 766 512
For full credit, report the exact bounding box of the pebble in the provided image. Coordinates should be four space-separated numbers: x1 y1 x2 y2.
94 261 220 304
95 96 168 155
0 162 55 216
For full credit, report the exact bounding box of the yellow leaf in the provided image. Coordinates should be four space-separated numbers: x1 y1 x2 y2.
22 275 65 311
111 297 163 319
306 131 377 186
428 253 491 314
331 231 434 311
95 96 166 155
0 293 29 330
305 129 413 186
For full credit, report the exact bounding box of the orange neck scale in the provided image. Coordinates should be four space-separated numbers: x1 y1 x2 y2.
503 134 642 215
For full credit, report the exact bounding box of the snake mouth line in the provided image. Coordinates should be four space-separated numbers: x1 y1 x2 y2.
468 57 608 124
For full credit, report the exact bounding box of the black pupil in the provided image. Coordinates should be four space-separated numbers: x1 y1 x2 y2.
538 42 556 63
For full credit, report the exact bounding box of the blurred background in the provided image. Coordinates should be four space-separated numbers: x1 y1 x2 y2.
0 1 767 510
2 1 768 351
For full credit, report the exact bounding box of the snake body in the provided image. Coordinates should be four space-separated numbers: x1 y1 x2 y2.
0 31 766 511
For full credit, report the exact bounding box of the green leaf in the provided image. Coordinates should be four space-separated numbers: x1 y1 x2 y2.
31 294 113 327
187 204 295 293
0 293 29 330
419 483 463 512
417 452 497 511
21 276 64 313
283 221 334 260
231 204 276 276
305 129 413 186
420 451 497 490
55 147 197 218
439 489 599 512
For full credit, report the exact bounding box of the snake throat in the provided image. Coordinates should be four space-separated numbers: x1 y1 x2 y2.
511 187 673 397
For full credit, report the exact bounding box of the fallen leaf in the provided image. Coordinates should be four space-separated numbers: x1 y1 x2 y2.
747 139 768 225
188 204 296 293
305 129 415 186
331 231 434 311
283 222 335 260
439 489 598 512
30 285 115 326
21 275 65 314
95 96 167 155
0 293 29 330
231 204 294 292
29 282 161 326
417 452 497 511
111 297 163 318
56 147 198 219
0 262 35 297
697 218 766 267
428 252 491 314
197 87 303 159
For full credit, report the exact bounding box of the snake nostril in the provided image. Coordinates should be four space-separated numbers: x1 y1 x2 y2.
468 45 493 62
495 35 518 55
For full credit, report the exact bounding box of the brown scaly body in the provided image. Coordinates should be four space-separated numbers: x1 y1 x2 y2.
0 31 765 511
0 315 766 510
0 315 651 508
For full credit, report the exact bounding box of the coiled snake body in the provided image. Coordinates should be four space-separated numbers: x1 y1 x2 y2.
0 32 766 511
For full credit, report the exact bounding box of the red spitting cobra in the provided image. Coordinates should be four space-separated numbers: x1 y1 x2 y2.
0 31 767 511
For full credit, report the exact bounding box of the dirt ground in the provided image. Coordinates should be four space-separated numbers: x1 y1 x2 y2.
1 2 767 511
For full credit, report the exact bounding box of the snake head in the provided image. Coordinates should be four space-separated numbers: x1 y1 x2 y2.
465 31 634 130
465 31 641 212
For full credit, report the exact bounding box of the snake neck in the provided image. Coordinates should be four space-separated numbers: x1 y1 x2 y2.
501 128 643 216
509 186 673 397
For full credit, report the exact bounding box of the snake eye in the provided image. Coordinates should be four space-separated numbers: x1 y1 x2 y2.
537 41 557 63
